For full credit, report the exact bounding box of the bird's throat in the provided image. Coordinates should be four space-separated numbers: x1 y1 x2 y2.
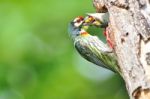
80 32 89 37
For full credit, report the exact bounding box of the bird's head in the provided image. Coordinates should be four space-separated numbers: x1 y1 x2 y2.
68 16 87 40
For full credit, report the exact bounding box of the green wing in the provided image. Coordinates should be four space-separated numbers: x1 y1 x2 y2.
74 35 119 72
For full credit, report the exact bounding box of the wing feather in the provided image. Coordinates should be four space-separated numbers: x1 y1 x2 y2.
74 35 117 72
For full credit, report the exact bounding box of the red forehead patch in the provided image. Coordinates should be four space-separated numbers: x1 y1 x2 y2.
76 16 84 23
78 16 84 20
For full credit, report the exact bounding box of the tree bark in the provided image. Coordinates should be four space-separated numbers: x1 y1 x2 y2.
93 0 150 99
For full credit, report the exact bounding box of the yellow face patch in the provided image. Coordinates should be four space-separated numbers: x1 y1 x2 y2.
85 18 90 23
84 16 102 27
85 16 94 23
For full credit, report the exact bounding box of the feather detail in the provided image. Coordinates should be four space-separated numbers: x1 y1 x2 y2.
74 35 119 72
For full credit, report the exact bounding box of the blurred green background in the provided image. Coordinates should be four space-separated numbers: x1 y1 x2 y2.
0 0 129 99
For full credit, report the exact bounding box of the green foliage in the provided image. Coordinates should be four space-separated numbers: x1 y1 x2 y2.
0 0 129 99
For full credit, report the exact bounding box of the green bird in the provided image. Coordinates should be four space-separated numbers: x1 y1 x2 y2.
68 15 120 73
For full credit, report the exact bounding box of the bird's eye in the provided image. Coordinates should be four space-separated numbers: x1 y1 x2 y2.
76 16 84 23
73 16 84 27
77 19 81 23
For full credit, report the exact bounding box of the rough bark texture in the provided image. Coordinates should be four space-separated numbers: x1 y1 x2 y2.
93 0 150 99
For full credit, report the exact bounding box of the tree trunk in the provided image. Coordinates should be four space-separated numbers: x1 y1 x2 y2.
93 0 150 99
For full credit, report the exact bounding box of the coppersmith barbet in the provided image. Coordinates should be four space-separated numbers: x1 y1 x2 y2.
68 15 119 72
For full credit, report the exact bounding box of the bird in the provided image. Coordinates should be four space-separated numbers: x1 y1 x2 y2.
68 16 119 73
